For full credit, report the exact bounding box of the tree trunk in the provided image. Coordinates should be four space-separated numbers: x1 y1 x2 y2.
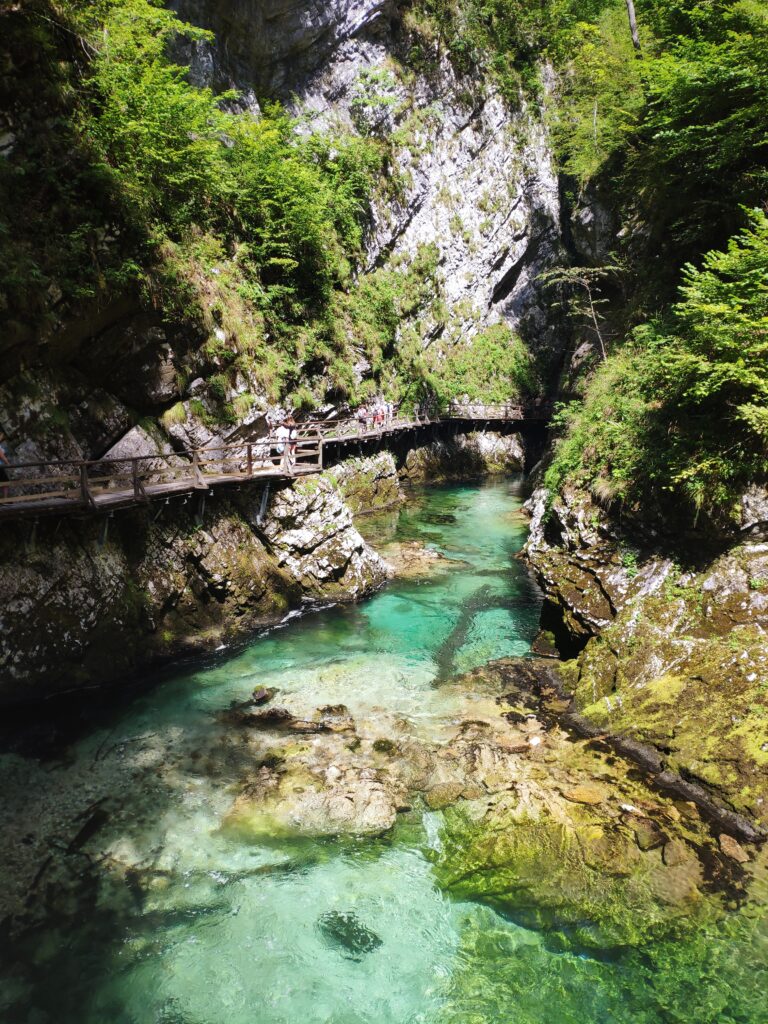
625 0 641 53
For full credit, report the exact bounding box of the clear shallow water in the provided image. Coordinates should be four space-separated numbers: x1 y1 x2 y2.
2 481 767 1024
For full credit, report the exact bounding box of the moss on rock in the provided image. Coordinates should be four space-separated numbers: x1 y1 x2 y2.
327 452 403 515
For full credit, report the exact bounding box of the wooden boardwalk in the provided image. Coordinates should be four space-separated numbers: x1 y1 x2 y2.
0 402 549 521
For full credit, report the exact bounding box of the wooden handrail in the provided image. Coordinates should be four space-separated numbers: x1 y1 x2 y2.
0 404 547 518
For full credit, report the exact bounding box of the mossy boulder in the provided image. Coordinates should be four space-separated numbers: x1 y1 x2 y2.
570 548 768 826
327 452 403 515
434 790 713 951
524 483 768 830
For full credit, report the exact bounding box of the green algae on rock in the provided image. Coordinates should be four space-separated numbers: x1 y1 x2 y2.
524 484 768 833
432 756 718 951
327 452 404 515
559 542 768 831
434 897 768 1024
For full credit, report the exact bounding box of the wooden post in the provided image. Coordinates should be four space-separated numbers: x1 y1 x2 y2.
79 463 93 508
132 458 140 500
192 450 205 487
247 443 253 477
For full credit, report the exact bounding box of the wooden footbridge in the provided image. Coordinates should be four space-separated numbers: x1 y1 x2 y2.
0 401 550 521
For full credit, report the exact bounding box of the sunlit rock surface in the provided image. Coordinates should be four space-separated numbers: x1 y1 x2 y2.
176 0 564 360
401 431 526 483
523 485 768 832
0 459 391 704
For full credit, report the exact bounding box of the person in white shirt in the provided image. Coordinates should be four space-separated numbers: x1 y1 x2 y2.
274 422 290 470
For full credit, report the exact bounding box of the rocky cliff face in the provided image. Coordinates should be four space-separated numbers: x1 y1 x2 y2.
178 0 564 361
327 450 403 514
523 484 768 834
0 462 390 708
174 0 396 97
0 0 561 704
2 0 564 470
400 430 526 484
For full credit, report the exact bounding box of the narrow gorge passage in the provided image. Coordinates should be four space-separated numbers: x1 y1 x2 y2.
2 481 767 1024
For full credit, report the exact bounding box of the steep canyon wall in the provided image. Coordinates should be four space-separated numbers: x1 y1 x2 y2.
0 0 563 703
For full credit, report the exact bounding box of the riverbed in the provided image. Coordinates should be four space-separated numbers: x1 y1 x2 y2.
1 480 767 1024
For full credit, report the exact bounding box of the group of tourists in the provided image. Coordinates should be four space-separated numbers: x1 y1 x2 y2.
356 398 395 433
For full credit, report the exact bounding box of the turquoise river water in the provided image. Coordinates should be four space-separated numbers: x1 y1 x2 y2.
1 481 767 1024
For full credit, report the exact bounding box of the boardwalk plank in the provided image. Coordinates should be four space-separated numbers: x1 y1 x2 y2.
0 406 549 521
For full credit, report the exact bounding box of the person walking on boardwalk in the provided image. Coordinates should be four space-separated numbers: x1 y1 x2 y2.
274 420 290 471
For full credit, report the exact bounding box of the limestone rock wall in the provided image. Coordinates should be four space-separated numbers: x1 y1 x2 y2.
327 451 403 515
523 484 768 831
0 458 391 707
174 0 396 98
400 431 525 484
261 474 391 598
177 0 564 363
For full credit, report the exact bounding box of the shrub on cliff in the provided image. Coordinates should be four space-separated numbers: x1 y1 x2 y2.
430 324 539 406
546 210 768 522
0 0 383 397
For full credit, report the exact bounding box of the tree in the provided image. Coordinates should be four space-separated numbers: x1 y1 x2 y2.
624 0 641 52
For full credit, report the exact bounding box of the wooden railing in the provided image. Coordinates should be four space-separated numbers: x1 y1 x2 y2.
295 400 550 441
0 400 551 520
446 400 551 421
0 433 323 518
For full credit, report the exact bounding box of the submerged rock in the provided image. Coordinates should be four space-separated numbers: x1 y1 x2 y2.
219 706 295 728
224 762 399 839
316 910 383 960
208 663 754 958
251 687 277 706
433 785 711 950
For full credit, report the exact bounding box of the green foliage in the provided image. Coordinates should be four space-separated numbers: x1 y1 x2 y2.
548 6 644 183
1 0 385 401
80 0 223 229
545 0 768 270
431 324 538 406
410 0 618 100
620 548 639 577
333 243 444 407
77 0 384 317
634 0 768 258
349 66 401 136
547 211 768 521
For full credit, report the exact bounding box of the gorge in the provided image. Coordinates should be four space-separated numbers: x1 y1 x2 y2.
1 1 767 1022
